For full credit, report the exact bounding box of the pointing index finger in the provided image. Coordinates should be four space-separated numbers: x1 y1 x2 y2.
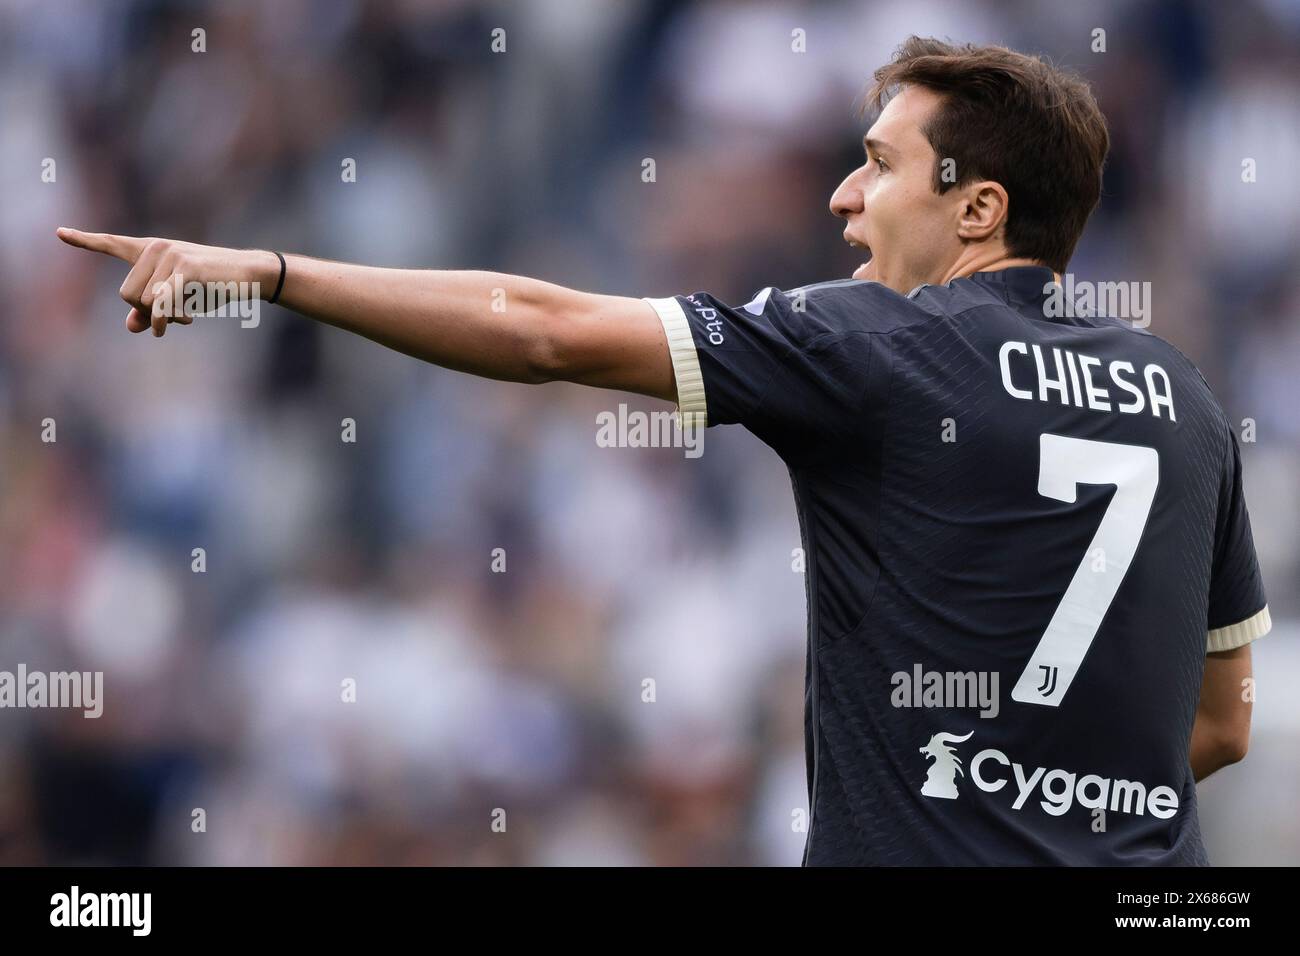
56 227 147 264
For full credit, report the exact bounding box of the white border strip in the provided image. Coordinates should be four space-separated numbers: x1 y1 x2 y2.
643 297 708 429
1207 605 1272 653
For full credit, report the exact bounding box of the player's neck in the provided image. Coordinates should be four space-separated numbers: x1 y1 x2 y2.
941 252 1059 286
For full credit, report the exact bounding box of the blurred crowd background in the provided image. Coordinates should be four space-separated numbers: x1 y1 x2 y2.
1 0 1298 865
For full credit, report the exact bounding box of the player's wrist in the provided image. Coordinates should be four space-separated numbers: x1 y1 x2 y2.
249 248 283 300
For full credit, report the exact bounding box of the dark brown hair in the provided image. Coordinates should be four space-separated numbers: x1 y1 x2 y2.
866 37 1109 272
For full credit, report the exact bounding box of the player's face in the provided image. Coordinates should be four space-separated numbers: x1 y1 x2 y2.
830 85 966 295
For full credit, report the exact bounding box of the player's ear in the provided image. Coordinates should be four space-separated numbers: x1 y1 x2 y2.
955 180 1009 243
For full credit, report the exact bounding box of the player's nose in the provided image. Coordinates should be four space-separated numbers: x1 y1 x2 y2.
829 170 863 219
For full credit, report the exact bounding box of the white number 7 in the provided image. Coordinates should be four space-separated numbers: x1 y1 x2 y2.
1011 434 1159 707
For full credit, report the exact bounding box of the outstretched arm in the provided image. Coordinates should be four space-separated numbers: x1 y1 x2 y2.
55 229 676 401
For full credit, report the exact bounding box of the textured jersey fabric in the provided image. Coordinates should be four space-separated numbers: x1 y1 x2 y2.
645 266 1269 865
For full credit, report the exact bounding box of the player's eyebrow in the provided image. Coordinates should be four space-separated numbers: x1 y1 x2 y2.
863 135 893 156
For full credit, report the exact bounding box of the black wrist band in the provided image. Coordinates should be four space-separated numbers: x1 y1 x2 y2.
267 251 286 304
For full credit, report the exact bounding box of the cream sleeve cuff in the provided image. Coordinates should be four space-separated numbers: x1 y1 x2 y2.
1207 605 1272 653
643 296 708 430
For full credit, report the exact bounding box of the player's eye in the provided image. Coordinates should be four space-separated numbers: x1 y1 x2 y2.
874 155 889 172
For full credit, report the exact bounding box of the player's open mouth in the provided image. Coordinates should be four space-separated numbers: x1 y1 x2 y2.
842 238 873 278
842 236 873 273
846 235 872 276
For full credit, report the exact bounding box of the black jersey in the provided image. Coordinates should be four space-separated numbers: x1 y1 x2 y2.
644 265 1270 866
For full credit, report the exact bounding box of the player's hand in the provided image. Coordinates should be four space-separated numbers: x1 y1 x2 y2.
56 228 278 337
